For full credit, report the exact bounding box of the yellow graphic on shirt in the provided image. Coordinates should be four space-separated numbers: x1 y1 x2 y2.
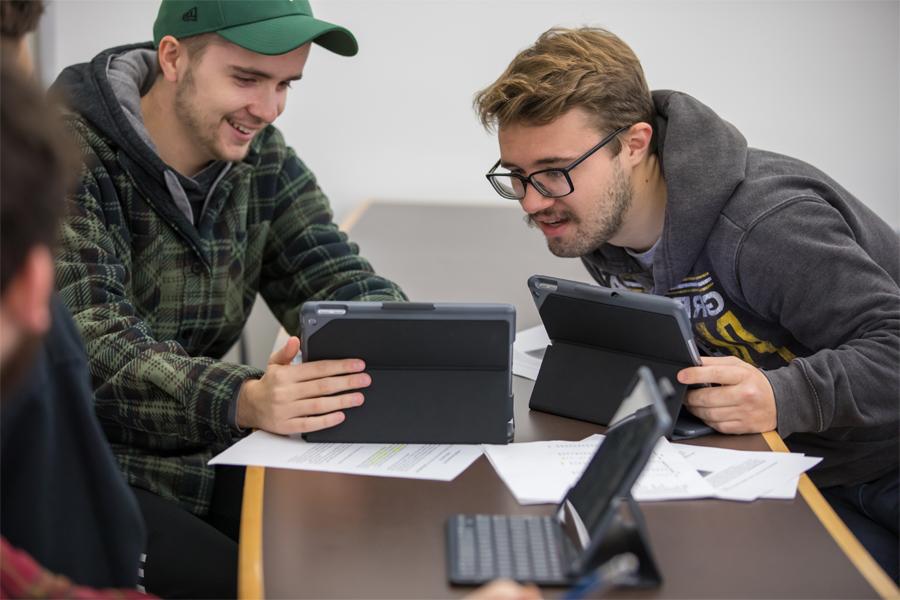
695 310 797 367
608 275 647 292
666 271 715 296
663 273 796 367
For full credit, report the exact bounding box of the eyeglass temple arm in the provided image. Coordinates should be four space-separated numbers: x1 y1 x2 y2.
566 125 630 171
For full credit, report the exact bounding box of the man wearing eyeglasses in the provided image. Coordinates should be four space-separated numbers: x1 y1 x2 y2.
476 27 898 581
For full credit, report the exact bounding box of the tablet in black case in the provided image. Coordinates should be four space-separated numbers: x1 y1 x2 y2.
300 302 515 444
527 275 711 439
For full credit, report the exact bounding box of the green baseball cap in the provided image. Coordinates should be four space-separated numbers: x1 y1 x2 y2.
153 0 358 56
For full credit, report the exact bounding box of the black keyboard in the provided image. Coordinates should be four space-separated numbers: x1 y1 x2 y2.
447 514 570 585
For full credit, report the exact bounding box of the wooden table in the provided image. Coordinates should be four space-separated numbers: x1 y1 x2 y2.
239 202 896 599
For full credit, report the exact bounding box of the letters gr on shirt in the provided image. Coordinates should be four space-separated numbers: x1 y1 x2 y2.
609 272 797 367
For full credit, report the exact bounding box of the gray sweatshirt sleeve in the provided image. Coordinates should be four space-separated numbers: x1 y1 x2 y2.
735 198 900 437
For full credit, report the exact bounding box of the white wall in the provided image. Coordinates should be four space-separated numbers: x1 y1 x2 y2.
40 0 900 228
37 0 899 368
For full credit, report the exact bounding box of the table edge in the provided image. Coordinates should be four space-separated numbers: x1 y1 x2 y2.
239 465 266 600
762 431 898 599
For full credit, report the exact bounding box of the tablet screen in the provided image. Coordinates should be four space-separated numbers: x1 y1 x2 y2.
555 370 667 569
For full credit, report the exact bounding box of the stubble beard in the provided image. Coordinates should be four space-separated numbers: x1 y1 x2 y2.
527 160 633 258
174 68 249 165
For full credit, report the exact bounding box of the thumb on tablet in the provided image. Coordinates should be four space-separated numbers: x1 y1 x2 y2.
270 335 300 365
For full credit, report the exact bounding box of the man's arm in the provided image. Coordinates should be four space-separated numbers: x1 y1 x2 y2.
682 198 900 436
232 145 407 432
256 145 407 337
56 161 263 449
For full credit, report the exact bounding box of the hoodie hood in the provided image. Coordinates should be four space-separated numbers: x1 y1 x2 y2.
52 42 170 188
52 42 240 230
583 90 748 293
652 90 748 293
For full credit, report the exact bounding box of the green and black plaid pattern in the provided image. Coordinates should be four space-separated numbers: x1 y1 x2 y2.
56 119 406 516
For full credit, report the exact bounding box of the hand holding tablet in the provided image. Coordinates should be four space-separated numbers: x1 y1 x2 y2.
236 335 370 435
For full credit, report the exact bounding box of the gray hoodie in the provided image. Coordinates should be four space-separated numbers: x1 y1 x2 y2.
583 90 899 488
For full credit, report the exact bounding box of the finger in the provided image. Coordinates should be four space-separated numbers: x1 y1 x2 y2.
283 358 367 384
464 580 540 600
521 584 542 600
283 411 347 435
698 356 746 366
683 385 743 409
687 404 744 424
294 373 372 401
708 420 748 435
289 391 366 418
267 372 370 407
269 336 300 366
678 364 745 386
683 406 744 434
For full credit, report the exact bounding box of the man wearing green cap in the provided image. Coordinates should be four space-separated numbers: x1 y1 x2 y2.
51 1 405 596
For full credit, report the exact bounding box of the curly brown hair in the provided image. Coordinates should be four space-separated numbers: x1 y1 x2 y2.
474 27 655 153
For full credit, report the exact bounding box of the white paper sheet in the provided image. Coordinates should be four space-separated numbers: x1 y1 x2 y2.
515 324 551 351
481 437 598 505
632 438 719 501
209 430 483 482
482 435 715 505
672 443 820 501
762 477 801 500
482 434 820 505
512 325 549 380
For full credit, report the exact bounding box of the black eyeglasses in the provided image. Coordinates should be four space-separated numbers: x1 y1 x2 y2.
485 125 630 200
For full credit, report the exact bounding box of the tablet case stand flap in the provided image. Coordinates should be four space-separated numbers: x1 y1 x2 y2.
305 368 511 444
528 341 686 433
583 496 662 588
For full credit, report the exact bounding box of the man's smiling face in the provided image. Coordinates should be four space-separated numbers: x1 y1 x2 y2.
174 39 310 165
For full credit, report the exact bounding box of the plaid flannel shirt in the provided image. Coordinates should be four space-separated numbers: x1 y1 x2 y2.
56 118 406 515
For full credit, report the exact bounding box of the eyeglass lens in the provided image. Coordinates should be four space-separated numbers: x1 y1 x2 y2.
491 170 570 199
